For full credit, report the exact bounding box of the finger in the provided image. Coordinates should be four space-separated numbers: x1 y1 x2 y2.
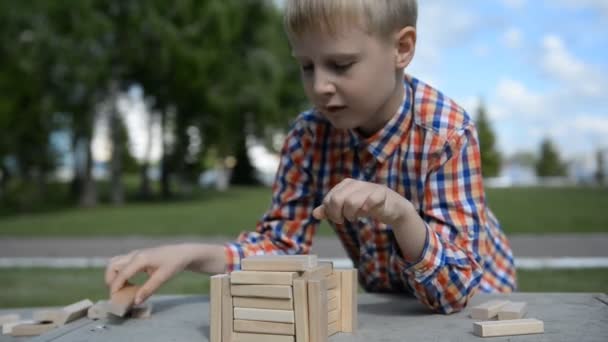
341 184 369 222
312 205 326 220
104 254 132 286
110 254 146 294
134 267 175 305
363 188 389 220
323 179 355 224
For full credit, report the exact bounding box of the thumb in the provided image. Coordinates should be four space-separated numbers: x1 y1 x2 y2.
312 205 327 220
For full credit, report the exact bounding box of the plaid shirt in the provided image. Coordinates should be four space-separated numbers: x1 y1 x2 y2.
225 75 516 314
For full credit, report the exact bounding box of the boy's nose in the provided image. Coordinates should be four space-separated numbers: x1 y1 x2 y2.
313 71 336 96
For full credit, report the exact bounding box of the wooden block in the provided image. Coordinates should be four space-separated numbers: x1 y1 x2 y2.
231 271 298 285
231 285 293 299
234 320 295 335
234 308 295 323
300 262 333 279
338 269 357 333
327 288 339 301
308 278 328 342
88 301 109 320
130 303 153 319
327 309 339 324
498 301 527 320
241 255 317 272
9 322 57 336
3 320 35 335
210 274 225 342
59 299 94 324
109 284 140 317
32 309 62 323
293 278 309 342
328 321 339 337
328 296 338 311
473 318 544 337
233 332 295 342
0 314 20 326
221 274 234 342
470 299 510 320
233 297 293 310
326 273 340 290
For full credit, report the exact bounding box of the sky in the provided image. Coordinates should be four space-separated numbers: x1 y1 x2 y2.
91 0 607 166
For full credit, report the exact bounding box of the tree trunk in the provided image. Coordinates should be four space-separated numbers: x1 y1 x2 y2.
109 93 124 205
138 111 154 200
160 109 172 199
80 137 98 207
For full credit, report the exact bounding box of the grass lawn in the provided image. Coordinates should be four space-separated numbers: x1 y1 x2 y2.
0 268 606 308
0 186 606 236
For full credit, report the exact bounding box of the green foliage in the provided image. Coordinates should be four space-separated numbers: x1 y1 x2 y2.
475 102 502 177
535 138 567 177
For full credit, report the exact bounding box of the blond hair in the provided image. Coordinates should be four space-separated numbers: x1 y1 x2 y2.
284 0 418 39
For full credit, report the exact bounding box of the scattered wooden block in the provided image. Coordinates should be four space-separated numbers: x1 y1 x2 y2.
3 320 35 335
32 309 61 323
232 332 295 342
498 301 527 320
87 301 109 320
326 273 340 290
9 322 57 337
241 255 317 272
338 269 357 333
293 278 309 342
308 278 328 342
231 285 293 299
300 262 333 278
233 308 295 323
473 318 544 337
210 274 225 342
327 321 339 337
59 299 94 324
231 271 298 285
0 314 20 326
109 284 140 317
233 297 293 310
130 303 153 319
233 320 295 335
222 274 234 342
470 299 510 320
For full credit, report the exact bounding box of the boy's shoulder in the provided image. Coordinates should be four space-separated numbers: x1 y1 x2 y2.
406 75 473 138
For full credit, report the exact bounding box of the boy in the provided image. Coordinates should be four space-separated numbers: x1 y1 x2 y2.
106 0 516 314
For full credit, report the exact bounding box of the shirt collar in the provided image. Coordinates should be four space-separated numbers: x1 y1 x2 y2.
347 77 414 164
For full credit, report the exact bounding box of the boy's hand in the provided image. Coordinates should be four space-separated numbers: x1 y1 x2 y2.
312 178 413 226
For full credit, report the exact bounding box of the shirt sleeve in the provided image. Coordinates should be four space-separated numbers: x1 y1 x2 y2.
394 124 486 314
224 121 320 272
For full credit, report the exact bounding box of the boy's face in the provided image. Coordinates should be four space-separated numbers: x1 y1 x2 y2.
290 25 404 136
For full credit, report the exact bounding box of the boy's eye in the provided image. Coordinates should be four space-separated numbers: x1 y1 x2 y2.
331 61 354 72
300 64 314 73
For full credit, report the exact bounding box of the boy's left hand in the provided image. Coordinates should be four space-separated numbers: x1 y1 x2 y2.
312 178 413 226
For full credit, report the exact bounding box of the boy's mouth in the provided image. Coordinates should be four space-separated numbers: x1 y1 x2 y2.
325 105 347 114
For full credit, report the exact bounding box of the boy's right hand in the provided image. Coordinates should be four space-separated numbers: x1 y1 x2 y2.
105 244 196 305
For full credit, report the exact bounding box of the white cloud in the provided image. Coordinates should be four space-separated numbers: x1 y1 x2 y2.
495 78 547 118
502 0 527 9
503 27 523 49
573 115 608 135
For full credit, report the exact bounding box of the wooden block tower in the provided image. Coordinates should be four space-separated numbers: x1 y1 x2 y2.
210 255 357 342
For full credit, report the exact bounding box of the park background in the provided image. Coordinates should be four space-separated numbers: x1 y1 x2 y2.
0 0 606 308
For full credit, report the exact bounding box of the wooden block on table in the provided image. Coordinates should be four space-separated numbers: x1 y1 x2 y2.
241 255 317 272
233 297 293 310
327 309 339 324
338 269 357 333
88 301 109 320
234 308 295 323
9 322 57 337
326 273 340 290
231 285 293 299
328 296 339 311
472 318 544 337
130 303 153 319
3 320 35 335
233 332 295 342
293 278 309 342
221 274 234 342
498 301 527 320
32 309 62 323
231 271 298 285
109 284 140 317
210 274 225 342
59 299 94 324
470 299 510 320
300 262 333 279
327 288 339 301
328 321 339 337
0 314 20 326
234 319 295 335
308 278 328 342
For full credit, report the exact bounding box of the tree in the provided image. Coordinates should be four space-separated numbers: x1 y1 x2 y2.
475 101 502 177
535 138 567 177
595 149 605 186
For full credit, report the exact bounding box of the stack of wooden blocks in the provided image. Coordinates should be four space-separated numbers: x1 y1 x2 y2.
210 255 357 342
469 299 544 338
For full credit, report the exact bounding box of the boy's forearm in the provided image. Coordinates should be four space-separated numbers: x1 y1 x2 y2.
392 202 427 263
183 243 226 274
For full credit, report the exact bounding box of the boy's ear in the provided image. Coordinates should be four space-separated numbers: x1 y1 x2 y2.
395 26 416 69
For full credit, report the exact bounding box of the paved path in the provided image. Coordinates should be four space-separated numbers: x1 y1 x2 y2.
1 234 607 258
